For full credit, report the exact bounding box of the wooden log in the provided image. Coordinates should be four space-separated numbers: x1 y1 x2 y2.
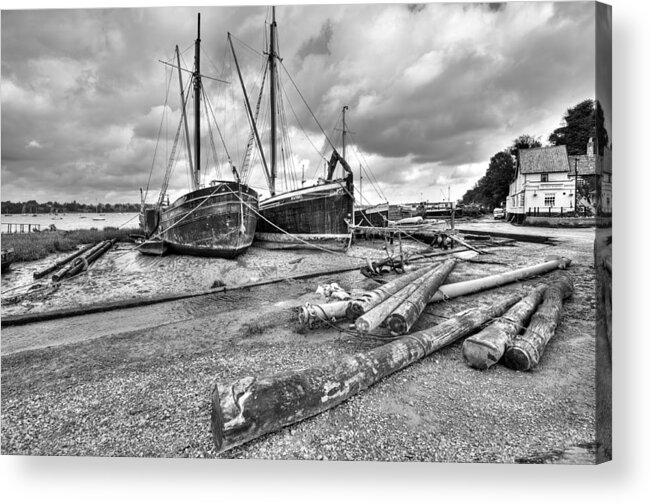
33 243 96 279
355 263 449 334
386 259 457 336
211 293 522 452
453 228 557 245
448 233 486 254
346 263 438 319
429 256 571 303
51 241 107 281
503 275 574 371
298 301 351 329
461 284 548 370
52 239 116 281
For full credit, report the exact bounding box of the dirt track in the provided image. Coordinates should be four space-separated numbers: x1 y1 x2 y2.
1 221 603 462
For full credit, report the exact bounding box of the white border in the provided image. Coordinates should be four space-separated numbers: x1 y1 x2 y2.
1 0 648 503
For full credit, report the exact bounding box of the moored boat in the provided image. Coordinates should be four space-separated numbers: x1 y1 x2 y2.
231 7 353 250
139 13 258 258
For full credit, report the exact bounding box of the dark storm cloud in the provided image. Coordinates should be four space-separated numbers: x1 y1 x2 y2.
1 2 599 204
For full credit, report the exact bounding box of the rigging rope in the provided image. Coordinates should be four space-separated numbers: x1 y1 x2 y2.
278 60 337 154
144 65 175 204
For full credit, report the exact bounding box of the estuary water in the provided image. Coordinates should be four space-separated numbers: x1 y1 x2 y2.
1 212 140 232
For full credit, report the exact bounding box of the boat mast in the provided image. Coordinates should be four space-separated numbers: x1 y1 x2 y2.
269 6 278 196
176 45 194 177
342 105 348 161
193 13 202 190
228 33 271 188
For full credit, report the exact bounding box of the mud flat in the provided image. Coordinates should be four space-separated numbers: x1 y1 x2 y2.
1 226 603 463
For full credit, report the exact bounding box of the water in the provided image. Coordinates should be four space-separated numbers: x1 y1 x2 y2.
1 212 140 232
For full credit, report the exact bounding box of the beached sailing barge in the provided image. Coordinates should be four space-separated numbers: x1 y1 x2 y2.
231 7 354 250
140 14 258 258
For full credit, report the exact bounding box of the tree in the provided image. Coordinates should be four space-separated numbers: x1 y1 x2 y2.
510 134 542 155
460 150 514 209
548 99 609 155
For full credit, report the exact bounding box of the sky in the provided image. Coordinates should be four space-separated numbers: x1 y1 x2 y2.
1 1 610 206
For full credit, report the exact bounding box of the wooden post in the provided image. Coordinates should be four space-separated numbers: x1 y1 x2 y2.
211 293 522 452
355 263 451 334
386 259 457 336
461 284 548 370
346 263 437 319
429 256 571 303
34 243 96 279
503 275 574 371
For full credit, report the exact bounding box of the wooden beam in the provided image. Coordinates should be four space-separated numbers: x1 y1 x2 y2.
503 275 574 371
462 284 548 369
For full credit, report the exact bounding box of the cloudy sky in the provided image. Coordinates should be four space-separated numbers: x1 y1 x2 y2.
1 1 609 206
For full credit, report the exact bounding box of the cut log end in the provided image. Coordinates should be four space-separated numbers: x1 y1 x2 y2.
210 384 225 451
503 346 533 371
387 315 408 336
346 303 364 320
462 339 501 370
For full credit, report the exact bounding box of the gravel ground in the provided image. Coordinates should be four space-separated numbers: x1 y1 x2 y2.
1 222 602 463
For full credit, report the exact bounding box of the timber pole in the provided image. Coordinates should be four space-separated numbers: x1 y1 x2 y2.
428 256 571 303
462 284 548 370
211 292 522 452
385 259 457 336
355 263 451 335
503 275 574 371
33 243 95 279
51 241 107 282
346 263 438 319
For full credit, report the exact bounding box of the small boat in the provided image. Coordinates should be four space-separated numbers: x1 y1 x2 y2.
139 13 258 258
1 247 15 272
92 217 106 221
136 239 169 256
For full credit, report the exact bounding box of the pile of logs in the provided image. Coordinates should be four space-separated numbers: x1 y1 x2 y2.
462 275 574 371
299 256 572 335
33 239 117 282
211 256 575 453
299 260 457 336
212 292 523 453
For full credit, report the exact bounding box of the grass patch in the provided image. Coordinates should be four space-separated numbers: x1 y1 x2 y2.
1 227 139 262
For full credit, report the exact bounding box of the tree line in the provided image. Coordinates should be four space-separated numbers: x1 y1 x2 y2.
1 200 140 215
460 99 609 210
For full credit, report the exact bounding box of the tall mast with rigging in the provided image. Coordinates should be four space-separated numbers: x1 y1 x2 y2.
193 13 202 190
268 7 278 196
342 105 348 161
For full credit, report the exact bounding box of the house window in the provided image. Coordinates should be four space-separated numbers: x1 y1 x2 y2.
520 193 525 207
541 173 549 182
544 193 555 207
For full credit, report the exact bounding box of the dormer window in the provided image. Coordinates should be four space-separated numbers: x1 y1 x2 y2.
541 173 548 182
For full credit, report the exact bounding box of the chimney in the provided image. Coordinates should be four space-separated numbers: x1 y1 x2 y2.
587 137 594 157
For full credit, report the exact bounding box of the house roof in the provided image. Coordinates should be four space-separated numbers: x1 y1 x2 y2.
519 145 569 174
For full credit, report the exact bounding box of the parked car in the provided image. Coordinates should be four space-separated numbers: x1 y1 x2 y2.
493 207 505 219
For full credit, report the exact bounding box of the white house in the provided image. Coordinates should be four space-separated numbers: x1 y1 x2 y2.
506 140 612 222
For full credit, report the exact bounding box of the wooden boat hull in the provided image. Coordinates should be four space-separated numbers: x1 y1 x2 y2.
255 180 353 249
150 181 258 259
